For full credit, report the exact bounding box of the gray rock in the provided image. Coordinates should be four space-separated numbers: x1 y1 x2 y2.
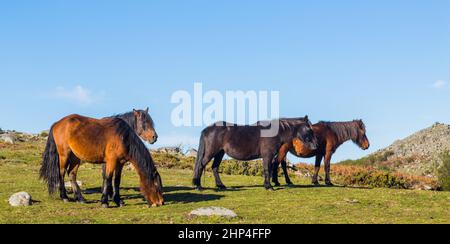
189 207 237 218
9 192 32 207
185 148 198 157
0 134 15 144
154 147 182 155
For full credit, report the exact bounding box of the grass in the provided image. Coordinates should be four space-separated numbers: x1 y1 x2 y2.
1 141 449 224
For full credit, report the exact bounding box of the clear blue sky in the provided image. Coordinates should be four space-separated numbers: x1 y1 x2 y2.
1 1 449 163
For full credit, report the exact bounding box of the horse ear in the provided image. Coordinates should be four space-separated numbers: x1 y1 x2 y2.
146 107 149 113
305 115 309 120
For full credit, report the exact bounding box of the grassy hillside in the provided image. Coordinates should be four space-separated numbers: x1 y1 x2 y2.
1 140 449 224
1 163 450 224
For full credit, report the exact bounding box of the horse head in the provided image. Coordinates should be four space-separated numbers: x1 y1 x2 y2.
133 108 158 144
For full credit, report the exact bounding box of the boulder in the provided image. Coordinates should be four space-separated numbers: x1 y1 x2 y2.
155 147 182 155
0 134 16 144
9 192 32 207
189 207 237 218
185 148 198 157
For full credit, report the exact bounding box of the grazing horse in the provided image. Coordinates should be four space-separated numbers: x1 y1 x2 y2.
272 120 370 186
39 114 164 208
101 108 158 201
193 117 318 191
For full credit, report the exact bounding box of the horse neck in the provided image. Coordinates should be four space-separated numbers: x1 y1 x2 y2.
116 113 137 131
329 122 358 146
279 121 297 143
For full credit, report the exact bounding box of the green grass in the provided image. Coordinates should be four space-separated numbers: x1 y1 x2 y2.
1 141 449 224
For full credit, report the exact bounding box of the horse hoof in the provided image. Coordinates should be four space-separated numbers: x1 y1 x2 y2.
312 181 320 186
217 185 227 190
286 182 294 186
78 200 87 204
273 183 281 187
115 201 125 207
195 186 204 191
62 198 70 203
101 203 109 209
326 182 334 187
265 186 275 192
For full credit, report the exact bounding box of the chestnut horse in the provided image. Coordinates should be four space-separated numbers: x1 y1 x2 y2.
193 117 318 191
101 108 158 201
272 120 370 186
39 114 164 208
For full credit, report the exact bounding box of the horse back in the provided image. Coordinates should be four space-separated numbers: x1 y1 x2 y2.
51 114 126 162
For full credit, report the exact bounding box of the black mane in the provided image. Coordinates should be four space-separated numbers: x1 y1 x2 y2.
107 111 155 131
112 118 156 182
318 121 361 144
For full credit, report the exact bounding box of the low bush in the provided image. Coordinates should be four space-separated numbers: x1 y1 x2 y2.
437 152 450 191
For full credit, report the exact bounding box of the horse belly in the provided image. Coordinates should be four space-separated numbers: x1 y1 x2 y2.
292 138 316 158
223 142 261 161
68 134 107 163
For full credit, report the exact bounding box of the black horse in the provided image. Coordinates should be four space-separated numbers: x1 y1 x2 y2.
193 117 318 191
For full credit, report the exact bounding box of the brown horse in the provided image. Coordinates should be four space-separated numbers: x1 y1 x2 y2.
101 108 158 201
193 117 318 191
272 120 370 186
39 114 164 208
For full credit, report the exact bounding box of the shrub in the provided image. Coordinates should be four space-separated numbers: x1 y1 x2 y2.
437 152 450 191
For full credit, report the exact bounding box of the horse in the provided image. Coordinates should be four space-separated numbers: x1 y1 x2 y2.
193 116 318 191
39 114 164 208
101 108 158 200
272 120 370 186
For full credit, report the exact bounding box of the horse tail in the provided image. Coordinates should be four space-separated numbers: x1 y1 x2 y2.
39 127 60 195
193 132 206 186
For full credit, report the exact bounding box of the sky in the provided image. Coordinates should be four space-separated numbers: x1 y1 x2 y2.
0 0 449 163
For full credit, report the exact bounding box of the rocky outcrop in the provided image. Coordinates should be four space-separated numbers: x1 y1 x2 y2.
153 147 182 155
358 123 450 176
185 148 198 158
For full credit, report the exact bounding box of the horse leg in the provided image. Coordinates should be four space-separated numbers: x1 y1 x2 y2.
312 155 323 185
263 156 275 191
193 153 215 191
324 153 333 186
67 156 86 204
113 163 125 207
212 151 226 190
102 164 113 198
271 159 281 187
281 160 293 185
58 152 70 202
101 161 115 208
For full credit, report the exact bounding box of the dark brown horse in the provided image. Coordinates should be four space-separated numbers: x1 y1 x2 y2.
39 114 164 208
193 117 318 191
272 120 370 186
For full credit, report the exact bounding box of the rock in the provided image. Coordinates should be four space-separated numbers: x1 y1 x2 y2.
423 185 433 191
9 192 32 206
189 207 237 218
154 147 182 155
0 134 16 144
65 181 83 189
185 148 198 157
344 198 360 204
